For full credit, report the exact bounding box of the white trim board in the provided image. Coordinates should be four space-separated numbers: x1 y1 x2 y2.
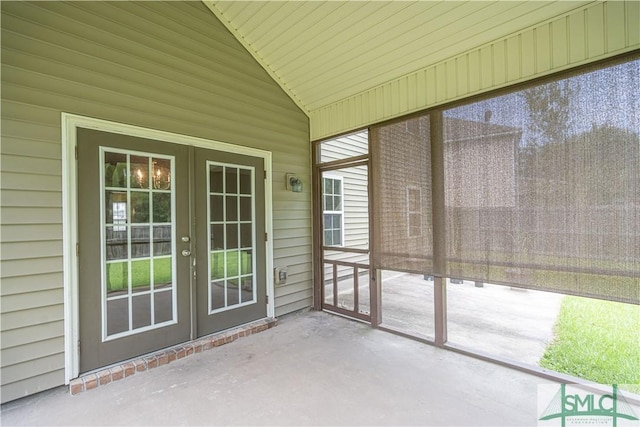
61 113 275 383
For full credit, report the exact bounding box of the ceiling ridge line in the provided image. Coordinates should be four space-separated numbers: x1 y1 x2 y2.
201 0 310 117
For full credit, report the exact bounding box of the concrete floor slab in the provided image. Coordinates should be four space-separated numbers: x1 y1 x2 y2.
1 311 566 426
380 273 563 365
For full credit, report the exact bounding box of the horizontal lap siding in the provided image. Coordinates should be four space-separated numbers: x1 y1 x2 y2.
0 1 310 403
320 133 370 280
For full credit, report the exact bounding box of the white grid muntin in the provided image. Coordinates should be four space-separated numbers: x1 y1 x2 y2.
99 146 178 342
322 174 344 247
207 160 257 315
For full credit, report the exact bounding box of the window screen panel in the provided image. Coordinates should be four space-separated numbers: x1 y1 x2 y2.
371 116 433 274
443 59 639 304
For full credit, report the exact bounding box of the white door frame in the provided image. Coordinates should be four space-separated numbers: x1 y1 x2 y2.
61 113 275 383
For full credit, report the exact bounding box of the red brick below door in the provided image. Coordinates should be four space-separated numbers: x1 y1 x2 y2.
69 317 278 396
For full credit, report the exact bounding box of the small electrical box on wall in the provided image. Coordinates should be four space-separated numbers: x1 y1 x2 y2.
274 267 288 285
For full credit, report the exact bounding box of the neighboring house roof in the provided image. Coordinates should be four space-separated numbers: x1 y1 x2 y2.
444 117 523 143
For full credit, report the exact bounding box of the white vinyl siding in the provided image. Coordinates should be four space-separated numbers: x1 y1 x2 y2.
319 132 370 280
0 1 309 403
319 132 369 252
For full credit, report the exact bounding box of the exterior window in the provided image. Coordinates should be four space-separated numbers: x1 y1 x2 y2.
407 186 422 237
112 201 127 232
323 176 343 247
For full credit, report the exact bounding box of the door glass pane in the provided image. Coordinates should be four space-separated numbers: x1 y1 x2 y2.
101 149 176 339
152 158 171 190
227 279 239 305
226 168 238 194
240 250 253 275
226 224 238 249
131 225 150 258
105 191 127 224
240 276 253 303
239 169 251 194
226 196 238 221
131 192 150 223
211 280 225 310
132 294 151 329
210 165 223 193
106 261 128 296
211 252 224 280
106 298 129 335
104 152 127 188
239 197 251 221
131 260 151 293
130 156 149 189
152 193 171 223
240 223 252 248
154 290 173 323
210 195 224 221
106 226 127 260
211 224 224 250
153 257 172 289
153 225 171 256
227 251 239 277
208 161 256 314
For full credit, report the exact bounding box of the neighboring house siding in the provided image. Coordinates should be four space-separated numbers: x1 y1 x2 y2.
320 132 369 251
320 132 369 275
309 1 640 140
0 1 310 403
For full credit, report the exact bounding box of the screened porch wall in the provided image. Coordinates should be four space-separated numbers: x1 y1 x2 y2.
371 56 639 305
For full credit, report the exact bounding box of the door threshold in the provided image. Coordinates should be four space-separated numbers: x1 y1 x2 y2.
69 317 277 396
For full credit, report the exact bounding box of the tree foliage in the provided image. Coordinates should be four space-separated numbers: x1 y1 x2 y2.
521 80 574 146
519 124 639 206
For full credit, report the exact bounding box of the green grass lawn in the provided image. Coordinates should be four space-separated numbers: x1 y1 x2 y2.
107 251 252 291
540 296 640 394
210 251 252 280
107 258 172 291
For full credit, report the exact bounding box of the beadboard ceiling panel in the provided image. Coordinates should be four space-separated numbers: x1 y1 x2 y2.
204 1 592 113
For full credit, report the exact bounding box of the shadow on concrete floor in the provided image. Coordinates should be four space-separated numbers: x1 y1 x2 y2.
326 271 563 366
2 310 559 426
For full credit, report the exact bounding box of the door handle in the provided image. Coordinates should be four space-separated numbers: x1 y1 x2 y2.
181 249 191 257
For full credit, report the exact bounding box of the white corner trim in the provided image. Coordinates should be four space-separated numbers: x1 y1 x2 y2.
61 114 79 384
61 113 275 383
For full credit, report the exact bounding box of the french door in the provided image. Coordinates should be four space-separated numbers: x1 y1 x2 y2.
77 128 266 373
194 148 266 335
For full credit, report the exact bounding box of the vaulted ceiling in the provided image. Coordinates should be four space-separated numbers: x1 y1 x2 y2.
203 1 592 115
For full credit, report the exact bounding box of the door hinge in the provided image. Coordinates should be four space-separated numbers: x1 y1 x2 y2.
75 146 78 160
76 243 79 256
264 170 267 180
266 295 269 305
265 232 268 241
77 340 81 354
